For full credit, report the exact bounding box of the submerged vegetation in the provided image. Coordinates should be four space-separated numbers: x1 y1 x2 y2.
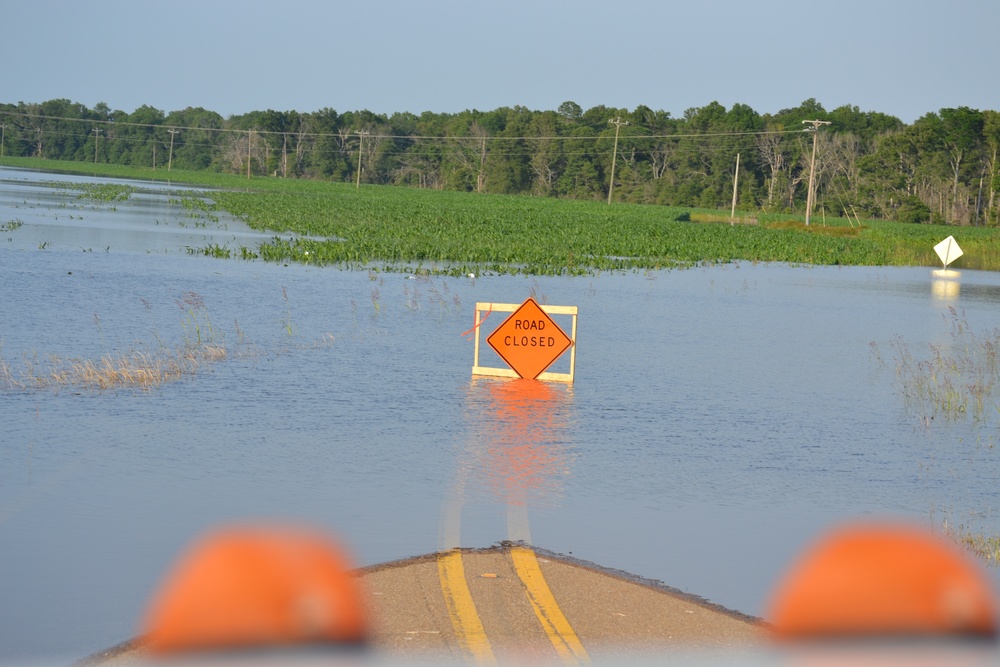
880 307 1000 425
73 182 136 202
874 310 1000 566
194 176 1000 275
0 346 226 392
0 289 335 394
944 522 1000 568
1 290 227 392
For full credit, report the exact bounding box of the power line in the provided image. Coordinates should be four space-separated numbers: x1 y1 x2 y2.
0 123 805 166
0 110 807 143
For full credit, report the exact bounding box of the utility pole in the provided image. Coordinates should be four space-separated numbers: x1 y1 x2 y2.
607 117 628 204
167 128 178 171
355 129 369 189
92 127 102 164
282 133 288 178
802 120 830 226
730 152 740 224
246 131 253 179
0 124 5 169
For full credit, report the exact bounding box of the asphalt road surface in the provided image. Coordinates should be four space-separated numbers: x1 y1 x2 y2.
82 544 764 665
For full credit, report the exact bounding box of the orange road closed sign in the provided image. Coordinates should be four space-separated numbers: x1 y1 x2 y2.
487 298 573 380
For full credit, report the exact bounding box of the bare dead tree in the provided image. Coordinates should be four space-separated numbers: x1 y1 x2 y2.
471 123 488 192
618 145 642 191
452 122 490 192
250 130 268 175
393 153 442 189
988 144 998 224
294 120 311 175
336 127 354 156
528 139 563 195
220 132 246 172
755 127 786 206
830 132 862 198
647 138 675 180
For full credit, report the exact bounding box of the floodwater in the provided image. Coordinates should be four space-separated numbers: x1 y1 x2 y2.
3 167 1000 662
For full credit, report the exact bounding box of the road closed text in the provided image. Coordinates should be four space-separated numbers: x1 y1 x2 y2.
505 319 558 347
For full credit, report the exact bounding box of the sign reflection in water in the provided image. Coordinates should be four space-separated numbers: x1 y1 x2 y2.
931 269 961 301
443 378 575 549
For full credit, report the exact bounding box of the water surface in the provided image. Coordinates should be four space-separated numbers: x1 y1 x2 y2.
3 168 1000 662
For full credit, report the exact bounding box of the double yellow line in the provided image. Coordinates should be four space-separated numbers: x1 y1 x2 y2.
437 547 589 665
438 549 496 665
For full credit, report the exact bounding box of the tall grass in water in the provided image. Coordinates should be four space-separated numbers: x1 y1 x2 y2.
877 312 1000 567
943 521 1000 568
885 307 1000 425
177 291 215 347
0 289 340 393
0 346 226 392
1 290 227 393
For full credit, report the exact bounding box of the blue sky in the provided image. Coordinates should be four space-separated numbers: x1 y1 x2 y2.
5 0 998 124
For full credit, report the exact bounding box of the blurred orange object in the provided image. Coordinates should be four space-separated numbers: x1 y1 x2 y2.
768 522 997 641
143 525 367 654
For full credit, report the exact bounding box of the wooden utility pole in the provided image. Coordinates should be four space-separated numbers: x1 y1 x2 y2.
92 127 102 163
607 117 628 204
167 129 178 171
355 129 369 189
730 152 740 224
282 133 288 178
246 131 253 179
802 120 830 225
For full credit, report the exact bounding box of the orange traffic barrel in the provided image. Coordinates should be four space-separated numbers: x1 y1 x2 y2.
142 525 368 655
767 522 997 641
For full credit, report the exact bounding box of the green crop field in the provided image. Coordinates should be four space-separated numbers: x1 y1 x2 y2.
6 156 1000 275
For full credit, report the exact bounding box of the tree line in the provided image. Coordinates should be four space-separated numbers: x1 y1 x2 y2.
2 98 998 226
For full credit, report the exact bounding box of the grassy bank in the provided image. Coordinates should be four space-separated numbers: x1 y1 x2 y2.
6 156 1000 274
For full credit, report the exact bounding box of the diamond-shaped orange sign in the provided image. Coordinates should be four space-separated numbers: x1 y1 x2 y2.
487 298 573 379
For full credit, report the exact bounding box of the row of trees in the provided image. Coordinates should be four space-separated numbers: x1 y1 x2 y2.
2 98 999 225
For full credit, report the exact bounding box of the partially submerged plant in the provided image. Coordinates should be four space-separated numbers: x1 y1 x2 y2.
886 307 1000 424
1 288 336 394
943 521 1000 568
176 291 216 347
281 286 293 336
72 182 136 203
1 346 225 392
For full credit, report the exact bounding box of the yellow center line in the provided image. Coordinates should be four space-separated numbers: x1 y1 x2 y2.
437 549 497 665
510 546 590 665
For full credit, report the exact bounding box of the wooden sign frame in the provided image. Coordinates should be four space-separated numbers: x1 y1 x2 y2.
471 301 577 383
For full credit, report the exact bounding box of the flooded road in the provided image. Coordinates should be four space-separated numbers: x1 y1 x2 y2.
3 168 1000 662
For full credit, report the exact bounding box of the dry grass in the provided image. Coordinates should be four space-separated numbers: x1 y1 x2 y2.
1 290 341 394
943 522 1000 567
1 345 226 392
765 220 865 237
690 212 758 225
